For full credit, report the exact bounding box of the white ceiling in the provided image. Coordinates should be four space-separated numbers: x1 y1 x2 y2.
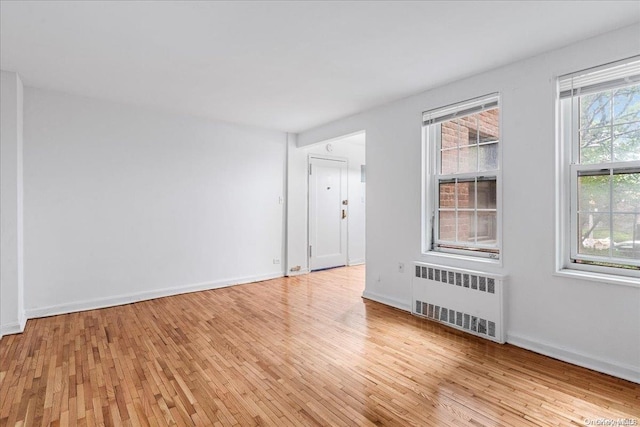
1 1 639 133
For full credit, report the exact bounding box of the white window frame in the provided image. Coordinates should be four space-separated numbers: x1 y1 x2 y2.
556 57 640 282
422 93 502 261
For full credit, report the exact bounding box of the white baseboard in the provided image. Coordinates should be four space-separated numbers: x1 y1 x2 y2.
362 289 411 312
286 268 310 277
348 259 365 266
14 271 638 385
19 311 27 331
26 272 284 320
0 314 26 337
0 321 22 337
507 333 640 384
358 291 639 384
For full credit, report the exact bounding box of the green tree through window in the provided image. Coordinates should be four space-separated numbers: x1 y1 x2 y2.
576 84 640 265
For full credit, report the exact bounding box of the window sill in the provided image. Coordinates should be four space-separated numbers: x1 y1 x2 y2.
554 268 640 288
421 250 503 271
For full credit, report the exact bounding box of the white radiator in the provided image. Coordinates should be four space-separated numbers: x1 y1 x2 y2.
412 262 506 343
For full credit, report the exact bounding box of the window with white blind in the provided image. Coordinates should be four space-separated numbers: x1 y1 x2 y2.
423 94 501 259
558 57 640 278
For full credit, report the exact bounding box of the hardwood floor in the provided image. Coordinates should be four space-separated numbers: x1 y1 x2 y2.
1 265 638 426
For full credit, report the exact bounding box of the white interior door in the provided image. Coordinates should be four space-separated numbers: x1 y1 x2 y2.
309 157 348 271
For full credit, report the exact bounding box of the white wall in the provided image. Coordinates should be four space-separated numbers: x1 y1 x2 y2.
285 133 308 274
296 25 640 383
0 70 25 337
286 134 366 274
23 88 287 317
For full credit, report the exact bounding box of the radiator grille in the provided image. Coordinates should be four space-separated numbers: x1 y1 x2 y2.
415 299 497 338
415 266 496 294
412 263 505 343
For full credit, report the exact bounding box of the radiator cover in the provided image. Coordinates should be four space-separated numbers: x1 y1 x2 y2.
412 262 506 343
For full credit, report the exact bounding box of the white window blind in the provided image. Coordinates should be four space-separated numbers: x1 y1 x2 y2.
559 56 640 99
423 94 499 126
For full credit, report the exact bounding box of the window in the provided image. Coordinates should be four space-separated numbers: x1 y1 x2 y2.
423 94 501 259
558 57 640 277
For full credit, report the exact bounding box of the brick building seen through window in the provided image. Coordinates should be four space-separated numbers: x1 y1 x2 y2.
437 108 499 252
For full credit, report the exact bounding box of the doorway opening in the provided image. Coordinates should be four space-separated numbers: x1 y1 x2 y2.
306 132 366 272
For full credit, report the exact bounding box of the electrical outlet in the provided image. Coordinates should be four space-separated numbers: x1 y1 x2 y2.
398 262 405 273
273 258 280 264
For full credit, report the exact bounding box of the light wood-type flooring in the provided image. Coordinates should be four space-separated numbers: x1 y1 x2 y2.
1 265 639 426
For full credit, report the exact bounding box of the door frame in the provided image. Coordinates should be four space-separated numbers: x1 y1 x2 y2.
307 154 349 271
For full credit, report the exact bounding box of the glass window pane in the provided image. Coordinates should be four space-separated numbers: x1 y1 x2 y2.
439 181 456 208
578 212 611 256
478 108 500 144
612 214 640 260
457 211 474 243
580 127 611 164
456 180 475 209
580 91 611 129
440 148 457 174
613 85 640 124
453 117 475 147
478 142 498 171
562 66 639 269
457 116 478 145
612 171 640 213
441 122 458 150
578 173 610 212
614 241 640 260
458 144 477 173
439 211 456 241
428 97 499 255
476 179 497 209
613 123 640 162
477 211 497 244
